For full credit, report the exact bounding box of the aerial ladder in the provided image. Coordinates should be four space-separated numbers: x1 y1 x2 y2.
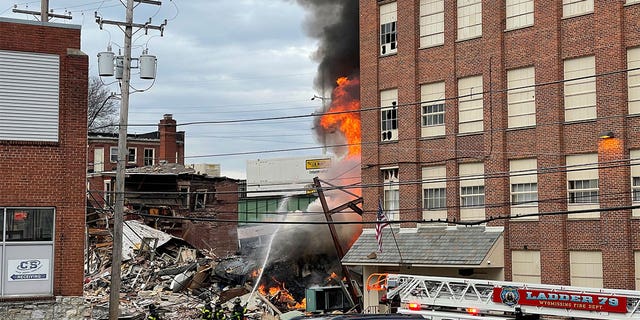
367 273 640 320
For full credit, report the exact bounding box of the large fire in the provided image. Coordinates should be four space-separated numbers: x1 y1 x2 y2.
319 76 361 157
258 278 306 310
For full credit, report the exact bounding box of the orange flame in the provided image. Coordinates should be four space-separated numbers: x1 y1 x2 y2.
258 279 306 310
320 76 361 157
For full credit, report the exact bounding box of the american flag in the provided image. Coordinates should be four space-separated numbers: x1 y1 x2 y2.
375 199 390 252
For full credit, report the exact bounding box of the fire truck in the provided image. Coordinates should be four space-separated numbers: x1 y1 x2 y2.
366 273 640 319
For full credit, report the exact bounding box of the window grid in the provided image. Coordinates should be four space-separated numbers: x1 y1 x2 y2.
461 185 485 207
506 0 534 30
633 177 640 203
511 183 538 205
380 22 397 55
507 67 536 128
420 0 444 47
457 0 482 40
568 179 599 204
127 147 136 163
458 75 484 133
383 168 400 222
422 103 445 126
143 148 155 166
564 56 596 121
629 47 640 114
110 147 118 163
424 188 446 210
563 0 594 18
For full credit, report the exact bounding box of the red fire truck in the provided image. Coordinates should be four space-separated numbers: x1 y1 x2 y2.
367 273 640 319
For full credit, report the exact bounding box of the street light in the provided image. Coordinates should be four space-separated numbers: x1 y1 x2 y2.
312 94 331 155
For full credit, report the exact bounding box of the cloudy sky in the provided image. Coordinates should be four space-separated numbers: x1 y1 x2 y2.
1 0 333 179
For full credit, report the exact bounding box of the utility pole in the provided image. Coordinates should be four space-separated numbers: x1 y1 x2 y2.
12 0 72 21
94 1 166 319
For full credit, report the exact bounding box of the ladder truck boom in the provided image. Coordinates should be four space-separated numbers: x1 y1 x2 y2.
367 273 640 319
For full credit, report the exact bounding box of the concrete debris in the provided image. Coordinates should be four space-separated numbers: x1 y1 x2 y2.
84 219 292 319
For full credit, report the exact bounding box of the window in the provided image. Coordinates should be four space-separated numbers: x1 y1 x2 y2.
570 251 603 288
381 89 398 142
144 148 155 166
564 56 596 122
0 50 59 142
636 251 640 289
179 186 190 208
457 0 482 41
194 190 207 210
566 154 599 219
104 180 113 206
512 250 541 283
506 0 534 30
628 0 640 4
110 147 118 163
507 67 536 128
5 209 54 242
629 47 640 114
631 150 640 216
93 148 104 173
421 82 446 137
458 75 483 134
128 147 137 163
459 162 485 221
563 0 593 18
419 0 444 47
383 168 399 223
422 166 447 221
510 159 538 219
380 2 397 55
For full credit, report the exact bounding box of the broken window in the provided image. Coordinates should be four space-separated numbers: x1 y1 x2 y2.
194 190 207 210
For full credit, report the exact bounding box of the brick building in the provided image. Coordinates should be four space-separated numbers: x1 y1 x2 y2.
0 17 87 297
343 0 640 311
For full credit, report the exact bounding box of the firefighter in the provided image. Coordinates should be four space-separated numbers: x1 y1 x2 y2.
214 303 227 320
201 301 213 320
147 304 161 320
231 298 246 320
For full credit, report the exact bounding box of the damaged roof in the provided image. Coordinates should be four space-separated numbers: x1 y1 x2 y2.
126 163 196 175
122 220 179 261
342 226 503 267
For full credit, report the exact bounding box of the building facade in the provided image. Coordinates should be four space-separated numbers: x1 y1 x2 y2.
0 17 87 297
348 0 640 311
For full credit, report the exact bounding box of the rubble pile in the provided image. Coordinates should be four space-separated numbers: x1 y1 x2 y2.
84 220 287 319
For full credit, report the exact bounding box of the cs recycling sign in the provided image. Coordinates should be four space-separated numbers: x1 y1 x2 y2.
8 259 49 282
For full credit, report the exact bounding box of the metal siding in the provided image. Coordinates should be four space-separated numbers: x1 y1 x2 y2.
0 50 59 142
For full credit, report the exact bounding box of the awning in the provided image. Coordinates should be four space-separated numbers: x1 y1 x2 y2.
342 226 503 267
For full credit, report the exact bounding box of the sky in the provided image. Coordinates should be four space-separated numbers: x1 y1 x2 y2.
0 0 332 179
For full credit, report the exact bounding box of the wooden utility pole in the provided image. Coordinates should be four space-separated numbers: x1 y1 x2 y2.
12 0 72 21
94 1 166 319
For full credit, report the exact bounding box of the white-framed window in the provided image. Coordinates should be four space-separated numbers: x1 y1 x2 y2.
459 162 485 221
628 0 640 5
422 165 447 222
458 75 483 134
380 2 398 55
510 159 538 219
104 180 113 206
194 189 207 210
381 89 398 142
457 0 482 41
507 67 536 128
512 250 541 283
144 148 155 166
563 0 594 18
631 150 640 217
564 56 596 122
570 251 603 288
629 47 640 114
128 147 137 163
93 147 104 173
383 168 400 223
566 153 599 219
420 0 444 47
421 82 446 137
110 147 118 163
506 0 534 30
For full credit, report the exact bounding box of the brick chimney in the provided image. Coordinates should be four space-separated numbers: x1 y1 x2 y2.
159 114 177 163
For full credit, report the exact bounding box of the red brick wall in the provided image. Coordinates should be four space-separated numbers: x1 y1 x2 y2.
360 1 640 289
0 19 87 296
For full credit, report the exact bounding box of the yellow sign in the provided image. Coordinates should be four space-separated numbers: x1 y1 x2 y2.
306 158 331 170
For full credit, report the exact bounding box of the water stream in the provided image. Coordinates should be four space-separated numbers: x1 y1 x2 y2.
247 195 290 302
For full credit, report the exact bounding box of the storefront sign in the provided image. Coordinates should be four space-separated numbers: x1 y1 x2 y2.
8 259 49 281
493 286 627 313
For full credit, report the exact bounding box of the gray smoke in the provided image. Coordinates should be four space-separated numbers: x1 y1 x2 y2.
295 0 360 92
